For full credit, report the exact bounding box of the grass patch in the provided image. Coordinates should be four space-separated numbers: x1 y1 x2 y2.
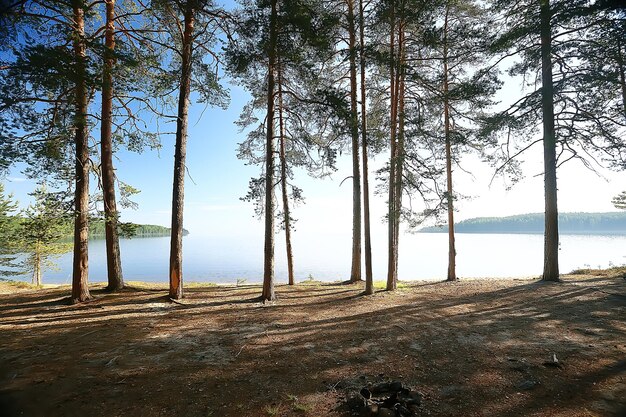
186 281 218 288
373 280 409 289
265 404 281 416
0 278 35 289
292 402 312 413
569 266 626 278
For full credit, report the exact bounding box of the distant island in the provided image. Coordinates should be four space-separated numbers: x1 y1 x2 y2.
420 212 626 235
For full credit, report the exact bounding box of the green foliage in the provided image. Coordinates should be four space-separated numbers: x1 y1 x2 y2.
613 191 626 210
228 0 339 224
482 0 626 173
87 219 183 238
18 184 73 284
0 183 21 275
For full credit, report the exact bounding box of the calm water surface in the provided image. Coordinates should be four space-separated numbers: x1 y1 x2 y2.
25 232 626 285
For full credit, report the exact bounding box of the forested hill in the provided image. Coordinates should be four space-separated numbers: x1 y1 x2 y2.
2 216 189 239
88 220 189 238
420 212 626 235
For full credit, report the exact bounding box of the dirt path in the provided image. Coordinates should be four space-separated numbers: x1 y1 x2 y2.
0 271 625 417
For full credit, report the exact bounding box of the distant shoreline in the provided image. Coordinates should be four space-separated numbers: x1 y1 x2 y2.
419 230 626 236
420 212 626 235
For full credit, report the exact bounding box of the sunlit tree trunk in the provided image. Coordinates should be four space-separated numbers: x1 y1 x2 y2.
393 22 405 286
386 3 398 291
443 2 457 282
32 249 41 286
277 64 294 286
359 0 373 295
169 1 194 300
101 0 124 291
346 0 362 283
71 0 91 303
262 0 278 301
539 0 559 282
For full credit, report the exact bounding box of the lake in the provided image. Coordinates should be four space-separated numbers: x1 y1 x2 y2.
15 232 626 285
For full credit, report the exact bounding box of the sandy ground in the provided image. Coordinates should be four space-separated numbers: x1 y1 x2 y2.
0 269 625 417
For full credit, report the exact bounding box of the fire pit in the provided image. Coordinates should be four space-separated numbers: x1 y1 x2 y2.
342 380 422 416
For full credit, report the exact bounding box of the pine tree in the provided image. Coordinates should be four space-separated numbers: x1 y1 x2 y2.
150 0 228 300
358 0 373 294
0 0 100 302
228 0 337 300
0 183 21 276
423 0 499 281
19 184 72 286
100 0 124 292
484 0 626 282
613 191 626 210
0 0 170 301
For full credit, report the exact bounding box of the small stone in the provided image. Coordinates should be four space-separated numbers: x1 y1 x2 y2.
364 403 378 416
517 380 538 390
399 390 422 406
371 381 403 395
396 404 413 416
509 363 529 372
542 353 562 368
440 385 463 398
377 407 395 417
346 391 367 413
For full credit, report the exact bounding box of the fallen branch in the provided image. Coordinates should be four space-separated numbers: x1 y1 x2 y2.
235 344 247 357
169 298 186 306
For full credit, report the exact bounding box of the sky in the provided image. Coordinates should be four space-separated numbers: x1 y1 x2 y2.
3 77 625 245
2 1 625 245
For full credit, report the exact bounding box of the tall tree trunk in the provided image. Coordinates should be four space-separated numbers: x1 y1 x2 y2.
443 2 457 282
347 0 362 283
386 4 398 291
262 0 278 301
393 23 405 286
277 65 294 286
359 0 373 295
169 2 194 300
617 38 626 118
102 0 124 291
32 250 41 286
71 0 91 303
539 0 559 282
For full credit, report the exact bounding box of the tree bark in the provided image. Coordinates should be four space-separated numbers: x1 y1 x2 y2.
347 0 362 283
443 2 457 282
386 3 398 291
277 64 294 286
539 0 560 282
71 0 91 303
617 38 626 118
262 0 278 301
102 0 124 291
359 0 373 295
393 23 405 286
169 1 194 300
32 250 41 286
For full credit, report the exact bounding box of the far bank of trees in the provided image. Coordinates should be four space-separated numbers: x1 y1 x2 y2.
0 182 185 285
421 212 626 234
0 0 624 302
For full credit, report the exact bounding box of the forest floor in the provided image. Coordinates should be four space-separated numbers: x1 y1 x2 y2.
0 268 625 417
